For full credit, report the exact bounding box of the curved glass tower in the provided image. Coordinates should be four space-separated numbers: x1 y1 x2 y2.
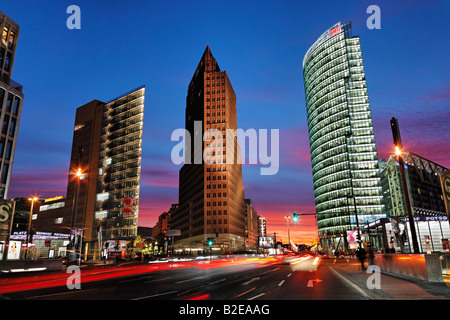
302 22 384 252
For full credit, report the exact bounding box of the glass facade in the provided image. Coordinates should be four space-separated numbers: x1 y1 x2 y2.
302 22 384 250
0 12 23 200
96 86 145 240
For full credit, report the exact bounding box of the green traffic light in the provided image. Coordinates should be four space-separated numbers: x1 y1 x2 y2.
293 212 298 222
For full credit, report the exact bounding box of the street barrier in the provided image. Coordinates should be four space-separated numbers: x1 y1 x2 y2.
373 253 444 283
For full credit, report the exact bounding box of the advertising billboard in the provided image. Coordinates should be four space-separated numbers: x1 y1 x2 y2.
347 230 359 249
7 240 21 260
123 195 137 217
259 236 274 248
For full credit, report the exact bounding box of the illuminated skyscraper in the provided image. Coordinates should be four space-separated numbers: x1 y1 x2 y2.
65 86 145 259
0 11 24 199
171 46 246 253
302 22 384 251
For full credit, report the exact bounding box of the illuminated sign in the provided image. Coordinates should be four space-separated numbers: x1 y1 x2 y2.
329 25 341 37
259 236 274 248
44 196 64 203
123 195 137 217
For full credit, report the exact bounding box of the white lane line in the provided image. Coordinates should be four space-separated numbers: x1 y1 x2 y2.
329 267 371 299
132 290 178 300
209 278 227 285
278 280 285 287
242 277 260 285
247 292 265 300
28 288 98 299
144 277 170 283
176 276 205 284
287 273 292 277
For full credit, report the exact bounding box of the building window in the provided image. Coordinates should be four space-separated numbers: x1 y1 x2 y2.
8 118 15 137
8 31 15 48
0 48 4 69
6 93 13 112
2 27 8 44
4 52 11 72
1 164 9 184
4 140 12 159
13 97 20 115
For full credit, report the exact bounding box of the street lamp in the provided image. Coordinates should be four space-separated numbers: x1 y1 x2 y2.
70 166 84 265
26 197 38 260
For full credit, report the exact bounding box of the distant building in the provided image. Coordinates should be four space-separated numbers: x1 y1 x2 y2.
9 197 70 259
152 211 169 242
0 11 24 199
137 226 153 240
244 199 258 251
258 215 267 238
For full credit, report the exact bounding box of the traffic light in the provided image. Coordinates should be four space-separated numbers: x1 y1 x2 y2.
207 238 214 246
292 212 298 223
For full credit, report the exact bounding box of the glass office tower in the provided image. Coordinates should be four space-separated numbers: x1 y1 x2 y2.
0 11 24 199
65 86 145 259
302 22 384 252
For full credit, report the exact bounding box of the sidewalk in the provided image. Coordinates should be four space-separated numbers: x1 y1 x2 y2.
328 259 450 300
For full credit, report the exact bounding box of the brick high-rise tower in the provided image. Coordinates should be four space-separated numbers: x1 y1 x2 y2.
171 46 246 253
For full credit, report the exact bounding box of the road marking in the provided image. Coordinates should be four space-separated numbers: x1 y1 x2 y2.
144 277 170 283
307 279 322 287
176 276 205 284
258 267 280 276
287 273 292 277
236 287 256 297
329 267 371 299
242 277 260 285
278 280 285 286
247 292 265 300
208 278 226 285
132 290 178 300
28 288 98 299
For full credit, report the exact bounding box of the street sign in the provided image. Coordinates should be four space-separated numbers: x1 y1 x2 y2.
0 201 15 261
165 229 181 236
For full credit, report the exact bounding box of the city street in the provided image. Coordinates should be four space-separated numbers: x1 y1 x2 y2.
2 255 449 301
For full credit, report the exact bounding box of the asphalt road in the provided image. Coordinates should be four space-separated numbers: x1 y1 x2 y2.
2 256 370 300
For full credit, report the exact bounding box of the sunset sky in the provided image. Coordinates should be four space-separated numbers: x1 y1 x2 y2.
4 1 450 245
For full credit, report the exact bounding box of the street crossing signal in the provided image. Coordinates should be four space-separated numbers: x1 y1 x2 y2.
292 212 298 223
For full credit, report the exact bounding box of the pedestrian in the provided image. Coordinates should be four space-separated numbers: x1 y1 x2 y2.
356 247 367 271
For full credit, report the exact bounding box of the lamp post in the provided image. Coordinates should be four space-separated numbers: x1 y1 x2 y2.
284 216 291 250
345 134 362 250
390 117 420 254
26 197 38 260
70 166 83 265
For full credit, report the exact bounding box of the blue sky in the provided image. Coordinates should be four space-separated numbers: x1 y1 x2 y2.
3 0 450 244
